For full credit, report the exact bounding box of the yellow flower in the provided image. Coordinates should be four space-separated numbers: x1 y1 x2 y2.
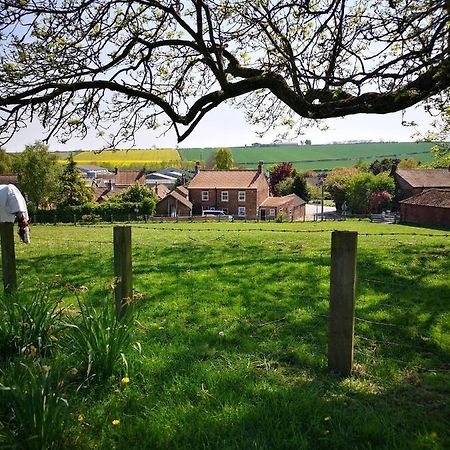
78 414 85 423
121 376 130 384
112 419 120 426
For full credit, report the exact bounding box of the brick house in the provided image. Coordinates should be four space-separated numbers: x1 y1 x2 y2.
188 162 269 218
259 194 306 221
395 169 450 201
400 189 450 227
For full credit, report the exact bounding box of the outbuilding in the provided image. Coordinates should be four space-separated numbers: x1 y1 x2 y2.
399 189 450 227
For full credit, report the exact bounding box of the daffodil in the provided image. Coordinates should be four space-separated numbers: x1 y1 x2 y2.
112 419 120 426
121 376 130 384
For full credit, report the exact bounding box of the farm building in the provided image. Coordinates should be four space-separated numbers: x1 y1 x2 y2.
188 161 269 217
400 189 450 227
77 165 110 179
156 188 192 217
259 194 306 221
395 169 450 200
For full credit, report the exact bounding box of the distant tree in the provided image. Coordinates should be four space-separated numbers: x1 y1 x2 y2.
292 174 311 202
397 158 419 169
273 177 294 196
324 167 360 211
368 158 400 175
345 172 395 214
369 191 393 214
12 141 61 210
120 184 157 203
269 162 295 194
57 154 93 207
214 148 234 170
428 144 450 168
0 148 12 174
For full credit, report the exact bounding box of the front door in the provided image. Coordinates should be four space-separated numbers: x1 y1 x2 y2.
260 209 266 221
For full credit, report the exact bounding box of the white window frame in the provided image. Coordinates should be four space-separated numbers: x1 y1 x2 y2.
221 191 229 202
238 206 246 217
269 208 276 216
238 191 246 202
201 191 209 201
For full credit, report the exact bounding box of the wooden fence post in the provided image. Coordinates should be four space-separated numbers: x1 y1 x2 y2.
328 230 357 376
113 226 132 318
0 223 17 295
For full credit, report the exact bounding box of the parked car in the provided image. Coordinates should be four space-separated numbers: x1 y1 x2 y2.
202 210 233 221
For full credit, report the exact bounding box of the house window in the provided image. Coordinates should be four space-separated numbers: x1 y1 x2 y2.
269 208 276 216
221 191 229 202
238 206 246 217
238 191 246 202
202 191 209 201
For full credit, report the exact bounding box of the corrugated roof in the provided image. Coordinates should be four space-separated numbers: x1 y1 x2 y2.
260 193 306 207
188 170 264 189
400 189 450 208
396 169 450 188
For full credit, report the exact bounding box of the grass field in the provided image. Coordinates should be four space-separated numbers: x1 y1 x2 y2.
1 221 449 449
179 142 437 170
73 149 181 170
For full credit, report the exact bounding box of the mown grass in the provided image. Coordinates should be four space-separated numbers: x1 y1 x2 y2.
1 221 449 449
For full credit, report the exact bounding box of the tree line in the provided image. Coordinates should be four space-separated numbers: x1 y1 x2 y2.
0 141 158 220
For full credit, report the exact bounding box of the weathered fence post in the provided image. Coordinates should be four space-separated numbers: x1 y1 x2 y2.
113 226 132 318
0 223 17 294
328 230 357 376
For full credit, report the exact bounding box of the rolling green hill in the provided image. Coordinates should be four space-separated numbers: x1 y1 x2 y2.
179 142 438 170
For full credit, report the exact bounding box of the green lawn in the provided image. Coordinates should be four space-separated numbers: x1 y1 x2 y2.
1 221 449 449
179 142 437 170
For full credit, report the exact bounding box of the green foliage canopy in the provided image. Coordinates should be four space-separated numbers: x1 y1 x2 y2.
214 148 234 170
57 154 93 207
12 141 61 210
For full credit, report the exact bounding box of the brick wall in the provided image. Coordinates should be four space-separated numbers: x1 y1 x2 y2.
189 188 260 216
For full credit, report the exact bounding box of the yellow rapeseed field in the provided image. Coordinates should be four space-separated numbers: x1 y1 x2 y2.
73 149 181 166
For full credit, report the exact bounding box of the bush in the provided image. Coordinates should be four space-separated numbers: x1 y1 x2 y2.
0 290 62 359
80 214 101 224
0 362 69 450
64 294 134 381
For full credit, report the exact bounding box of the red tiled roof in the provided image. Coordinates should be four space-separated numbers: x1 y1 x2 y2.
115 171 145 186
158 190 193 209
260 193 306 207
400 189 450 208
188 170 265 189
175 186 189 198
153 184 170 200
395 169 450 188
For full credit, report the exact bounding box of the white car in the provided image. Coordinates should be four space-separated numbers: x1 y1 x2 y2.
202 210 233 221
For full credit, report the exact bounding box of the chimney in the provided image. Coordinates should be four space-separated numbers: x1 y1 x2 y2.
258 160 264 174
195 161 201 175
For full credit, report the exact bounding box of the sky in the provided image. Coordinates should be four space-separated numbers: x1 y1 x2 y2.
2 102 431 153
